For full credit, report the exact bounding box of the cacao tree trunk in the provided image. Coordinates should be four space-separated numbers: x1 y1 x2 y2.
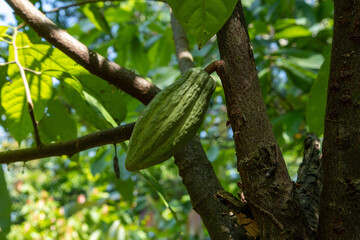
318 0 360 239
216 2 310 239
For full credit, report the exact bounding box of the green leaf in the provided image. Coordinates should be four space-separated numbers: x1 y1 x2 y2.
23 43 125 129
274 18 297 31
75 74 127 125
277 58 316 91
148 67 180 89
0 167 11 240
271 110 304 138
248 20 268 39
1 74 52 143
140 169 179 222
130 37 150 75
207 145 220 162
288 54 324 70
117 153 132 181
258 68 271 98
168 0 237 49
275 25 312 39
83 91 118 127
0 26 8 37
82 4 111 34
115 164 134 203
90 148 112 176
38 99 77 143
61 78 111 130
148 32 174 69
306 51 330 135
14 32 32 47
2 39 52 143
105 7 133 23
27 44 82 73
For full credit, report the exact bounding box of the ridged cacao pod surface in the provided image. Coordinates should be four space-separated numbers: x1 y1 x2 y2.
125 68 216 171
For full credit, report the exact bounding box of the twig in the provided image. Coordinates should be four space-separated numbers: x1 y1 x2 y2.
12 27 42 147
44 0 166 13
0 61 16 66
43 0 121 13
0 122 135 164
24 68 41 75
204 60 225 75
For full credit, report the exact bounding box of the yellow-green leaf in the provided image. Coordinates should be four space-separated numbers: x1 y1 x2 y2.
168 0 237 49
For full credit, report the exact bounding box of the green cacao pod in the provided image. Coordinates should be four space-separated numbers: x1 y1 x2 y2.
125 68 216 171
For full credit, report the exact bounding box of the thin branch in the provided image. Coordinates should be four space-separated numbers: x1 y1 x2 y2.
204 60 225 75
44 0 166 13
0 61 16 66
6 0 160 105
12 27 42 147
23 67 41 75
0 123 135 164
43 0 121 13
170 11 194 74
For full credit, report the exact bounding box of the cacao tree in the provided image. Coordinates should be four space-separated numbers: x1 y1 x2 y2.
0 0 358 239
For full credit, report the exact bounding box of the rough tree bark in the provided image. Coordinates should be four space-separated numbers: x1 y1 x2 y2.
318 0 360 239
296 133 322 238
216 2 310 239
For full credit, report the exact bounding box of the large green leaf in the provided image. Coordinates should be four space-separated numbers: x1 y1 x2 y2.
275 25 312 39
104 7 133 23
148 32 174 69
115 177 135 203
271 110 304 139
1 37 52 143
75 74 127 125
83 91 118 127
0 167 11 240
90 148 112 177
27 44 127 127
130 37 150 76
0 26 8 38
168 0 237 49
306 51 330 135
276 58 316 91
61 78 112 130
38 99 77 143
27 44 82 73
82 4 111 34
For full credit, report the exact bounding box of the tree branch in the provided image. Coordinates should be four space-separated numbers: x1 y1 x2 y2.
170 12 194 75
0 61 15 66
43 0 121 13
318 1 360 238
216 1 311 238
43 0 166 13
170 13 248 239
0 123 135 164
5 0 160 105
